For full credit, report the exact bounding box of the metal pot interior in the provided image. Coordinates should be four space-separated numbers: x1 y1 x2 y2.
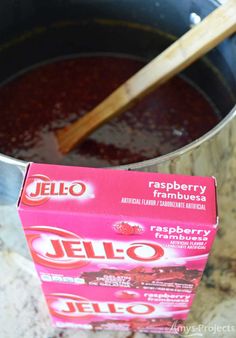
0 0 235 204
0 0 235 113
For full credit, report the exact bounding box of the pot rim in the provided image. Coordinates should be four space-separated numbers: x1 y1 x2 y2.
0 104 235 171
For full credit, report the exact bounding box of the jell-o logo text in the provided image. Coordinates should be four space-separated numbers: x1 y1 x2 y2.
26 226 164 269
22 174 89 206
47 293 156 319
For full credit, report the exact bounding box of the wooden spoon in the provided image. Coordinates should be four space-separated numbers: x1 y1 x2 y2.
56 0 236 154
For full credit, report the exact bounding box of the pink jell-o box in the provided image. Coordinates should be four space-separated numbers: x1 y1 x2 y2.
42 283 190 333
18 163 218 295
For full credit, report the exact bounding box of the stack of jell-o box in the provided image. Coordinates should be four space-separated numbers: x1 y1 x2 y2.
18 163 218 334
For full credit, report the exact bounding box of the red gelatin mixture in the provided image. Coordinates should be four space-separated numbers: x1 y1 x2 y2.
0 55 220 166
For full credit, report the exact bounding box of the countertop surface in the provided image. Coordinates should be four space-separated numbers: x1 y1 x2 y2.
0 146 236 338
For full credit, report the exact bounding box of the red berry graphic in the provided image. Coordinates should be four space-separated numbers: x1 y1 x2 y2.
113 222 134 235
115 290 139 299
133 225 144 234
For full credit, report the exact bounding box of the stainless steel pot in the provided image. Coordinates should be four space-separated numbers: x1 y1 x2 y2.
0 0 235 205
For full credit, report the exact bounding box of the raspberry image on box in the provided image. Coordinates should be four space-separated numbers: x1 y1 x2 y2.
81 264 203 293
113 221 144 235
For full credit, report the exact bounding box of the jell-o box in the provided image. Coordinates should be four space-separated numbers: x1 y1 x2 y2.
41 283 190 333
18 163 218 294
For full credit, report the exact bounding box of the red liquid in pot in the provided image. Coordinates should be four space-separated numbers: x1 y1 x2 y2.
0 55 220 166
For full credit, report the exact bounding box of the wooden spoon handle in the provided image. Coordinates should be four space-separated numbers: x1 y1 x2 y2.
57 0 236 154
